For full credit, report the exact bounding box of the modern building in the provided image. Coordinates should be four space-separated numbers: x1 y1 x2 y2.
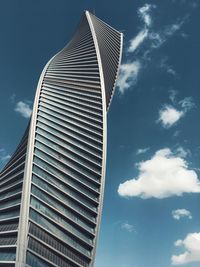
0 11 123 267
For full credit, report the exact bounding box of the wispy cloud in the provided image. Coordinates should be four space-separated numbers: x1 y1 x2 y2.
149 17 187 49
128 29 148 53
175 146 190 158
15 101 32 119
138 3 155 27
10 93 16 104
117 3 187 94
117 3 155 94
179 97 195 111
160 57 177 76
118 148 200 199
172 209 192 220
121 222 135 233
136 147 150 155
117 61 141 93
169 89 178 103
172 232 200 265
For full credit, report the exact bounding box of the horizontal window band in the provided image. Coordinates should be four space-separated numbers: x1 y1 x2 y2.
0 179 23 195
0 237 17 246
42 84 102 101
0 223 18 233
46 70 100 81
41 89 102 110
0 209 20 221
38 102 103 136
0 145 27 176
28 233 87 267
31 186 95 234
0 203 20 213
34 140 101 176
0 187 22 203
0 251 16 262
0 196 21 211
39 96 103 122
30 204 94 248
58 51 97 62
45 72 100 85
29 209 92 255
33 155 100 203
35 127 102 169
36 114 103 153
32 166 99 214
26 250 55 267
29 220 91 262
33 148 101 185
29 222 90 266
35 130 102 166
28 237 80 267
40 90 102 114
0 162 25 184
44 77 101 91
31 175 97 222
40 95 103 128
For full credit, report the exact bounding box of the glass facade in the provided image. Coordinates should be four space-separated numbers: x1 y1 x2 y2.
0 11 122 267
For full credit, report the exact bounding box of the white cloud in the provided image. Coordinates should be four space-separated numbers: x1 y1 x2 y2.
117 61 141 94
15 101 32 118
138 4 155 27
121 222 135 233
128 29 148 53
127 4 155 53
172 232 200 265
158 105 184 128
172 209 192 220
158 96 195 129
136 147 150 155
118 148 200 199
0 148 11 165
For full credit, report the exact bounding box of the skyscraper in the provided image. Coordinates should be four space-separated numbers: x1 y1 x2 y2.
0 11 123 267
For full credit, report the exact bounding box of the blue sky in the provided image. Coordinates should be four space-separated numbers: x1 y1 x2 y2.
0 0 200 266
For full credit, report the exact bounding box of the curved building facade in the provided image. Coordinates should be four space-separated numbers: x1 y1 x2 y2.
0 11 123 267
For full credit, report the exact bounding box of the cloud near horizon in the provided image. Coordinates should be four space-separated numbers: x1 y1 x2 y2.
118 148 200 199
172 232 200 265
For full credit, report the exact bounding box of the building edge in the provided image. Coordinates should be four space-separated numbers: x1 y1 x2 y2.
85 11 107 267
15 56 57 267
